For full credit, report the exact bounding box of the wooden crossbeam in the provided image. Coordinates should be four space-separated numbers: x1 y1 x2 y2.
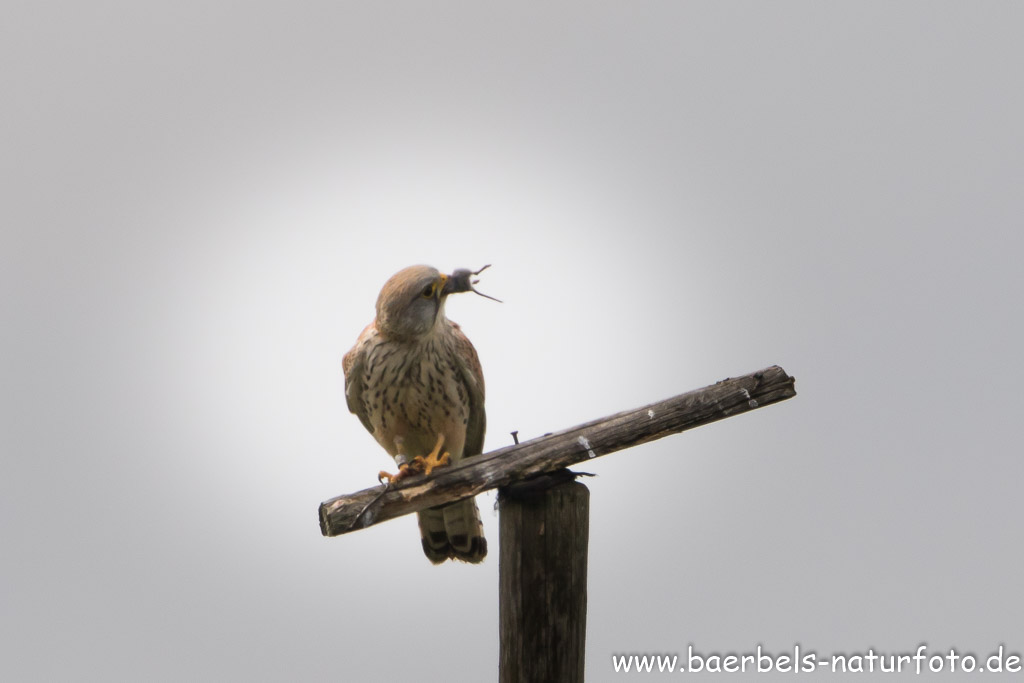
319 365 796 536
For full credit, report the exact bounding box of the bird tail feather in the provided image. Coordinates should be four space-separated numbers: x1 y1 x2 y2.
418 498 486 564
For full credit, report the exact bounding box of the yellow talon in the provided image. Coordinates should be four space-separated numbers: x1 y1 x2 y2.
419 433 451 475
378 463 411 485
379 434 451 484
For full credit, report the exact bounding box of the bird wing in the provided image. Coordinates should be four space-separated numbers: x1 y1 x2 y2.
342 322 377 434
449 321 486 457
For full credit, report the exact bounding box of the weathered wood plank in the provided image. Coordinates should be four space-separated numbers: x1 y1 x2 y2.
319 365 796 536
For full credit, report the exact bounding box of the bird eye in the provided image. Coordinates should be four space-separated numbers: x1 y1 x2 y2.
421 284 435 298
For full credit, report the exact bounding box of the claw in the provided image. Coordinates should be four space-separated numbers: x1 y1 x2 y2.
377 434 451 484
421 433 451 475
418 452 449 476
378 464 411 485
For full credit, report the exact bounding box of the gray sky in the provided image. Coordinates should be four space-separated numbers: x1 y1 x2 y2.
3 2 1022 681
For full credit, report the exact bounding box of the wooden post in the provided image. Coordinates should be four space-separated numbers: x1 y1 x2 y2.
500 473 589 683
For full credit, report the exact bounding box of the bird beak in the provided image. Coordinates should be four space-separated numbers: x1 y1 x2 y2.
437 274 449 297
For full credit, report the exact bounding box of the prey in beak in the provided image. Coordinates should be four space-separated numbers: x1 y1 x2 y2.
442 264 503 302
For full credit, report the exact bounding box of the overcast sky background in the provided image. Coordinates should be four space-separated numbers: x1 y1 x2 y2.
3 2 1022 681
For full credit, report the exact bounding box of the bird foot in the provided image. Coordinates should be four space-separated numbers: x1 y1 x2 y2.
377 435 451 484
378 464 412 485
416 450 450 477
417 433 451 476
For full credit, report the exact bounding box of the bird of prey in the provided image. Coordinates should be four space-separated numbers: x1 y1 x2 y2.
342 264 494 563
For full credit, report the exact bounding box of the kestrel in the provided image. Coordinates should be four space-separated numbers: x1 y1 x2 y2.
342 265 491 563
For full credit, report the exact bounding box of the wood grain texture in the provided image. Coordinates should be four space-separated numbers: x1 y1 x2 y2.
499 480 589 683
319 365 796 537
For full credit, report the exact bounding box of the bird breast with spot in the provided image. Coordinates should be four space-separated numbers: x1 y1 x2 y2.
361 333 469 463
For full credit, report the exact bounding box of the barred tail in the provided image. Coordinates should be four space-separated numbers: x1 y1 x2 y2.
417 498 487 564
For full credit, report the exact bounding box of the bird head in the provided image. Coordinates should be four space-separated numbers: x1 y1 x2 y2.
374 265 451 340
375 264 500 340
